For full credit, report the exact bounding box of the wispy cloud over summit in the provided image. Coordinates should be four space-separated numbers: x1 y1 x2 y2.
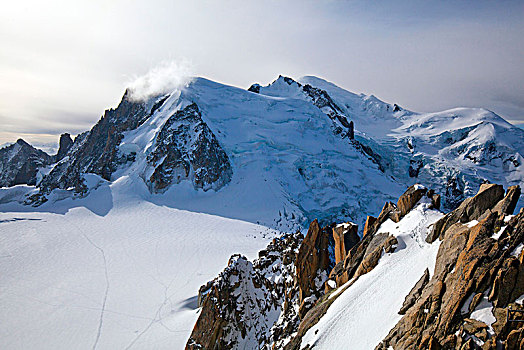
126 60 194 101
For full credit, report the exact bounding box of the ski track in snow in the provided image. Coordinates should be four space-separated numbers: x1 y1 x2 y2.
0 194 275 349
65 217 111 350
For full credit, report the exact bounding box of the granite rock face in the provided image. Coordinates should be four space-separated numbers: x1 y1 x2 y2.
37 91 150 197
185 184 523 349
26 93 232 203
332 222 359 264
378 186 524 350
56 133 73 161
426 183 505 243
147 103 232 192
186 234 302 350
0 139 52 187
295 220 333 318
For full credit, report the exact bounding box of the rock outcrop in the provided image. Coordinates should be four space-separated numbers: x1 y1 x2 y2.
398 268 430 315
36 90 150 197
0 139 53 187
147 103 232 192
426 183 506 243
283 186 435 349
362 184 439 238
27 93 232 204
186 234 302 350
327 186 437 289
185 183 522 349
332 222 359 264
295 220 333 318
378 185 524 350
56 133 73 161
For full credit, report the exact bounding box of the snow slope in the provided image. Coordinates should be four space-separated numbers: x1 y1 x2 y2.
2 75 523 229
301 201 443 349
0 179 276 349
301 76 524 209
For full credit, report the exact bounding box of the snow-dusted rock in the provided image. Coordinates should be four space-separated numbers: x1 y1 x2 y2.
56 133 73 161
187 233 302 349
0 139 52 187
147 103 232 192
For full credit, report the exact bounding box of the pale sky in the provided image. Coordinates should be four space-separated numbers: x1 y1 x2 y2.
1 0 523 151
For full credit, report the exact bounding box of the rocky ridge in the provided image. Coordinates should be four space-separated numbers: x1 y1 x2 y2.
146 103 232 192
1 75 522 231
378 184 524 349
0 139 53 187
186 183 523 349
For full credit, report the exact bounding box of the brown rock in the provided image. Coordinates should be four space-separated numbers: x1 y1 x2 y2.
355 234 398 277
399 268 430 315
296 220 332 316
332 222 359 264
469 292 484 313
462 318 489 340
397 184 428 217
426 183 505 243
492 185 521 216
506 328 524 350
363 216 377 237
379 186 524 350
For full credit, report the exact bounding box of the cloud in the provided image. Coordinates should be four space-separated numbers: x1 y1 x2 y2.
125 60 194 101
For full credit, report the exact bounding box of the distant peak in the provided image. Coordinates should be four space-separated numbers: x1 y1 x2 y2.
16 138 28 146
275 75 301 87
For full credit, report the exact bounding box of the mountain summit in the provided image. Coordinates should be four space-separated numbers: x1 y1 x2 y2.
1 75 522 231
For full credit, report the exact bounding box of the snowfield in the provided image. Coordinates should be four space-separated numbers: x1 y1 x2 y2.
301 201 443 349
1 74 523 349
0 180 276 349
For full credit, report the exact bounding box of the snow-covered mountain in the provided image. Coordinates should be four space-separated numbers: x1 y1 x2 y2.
1 75 523 350
1 75 522 231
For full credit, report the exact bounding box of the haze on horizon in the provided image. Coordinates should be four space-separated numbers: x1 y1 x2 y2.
1 0 523 151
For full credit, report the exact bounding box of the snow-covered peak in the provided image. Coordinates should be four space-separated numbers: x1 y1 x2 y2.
1 74 522 230
254 75 305 99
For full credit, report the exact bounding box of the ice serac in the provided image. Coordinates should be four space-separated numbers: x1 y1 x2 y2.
378 186 524 350
147 103 232 192
300 76 524 211
0 139 52 187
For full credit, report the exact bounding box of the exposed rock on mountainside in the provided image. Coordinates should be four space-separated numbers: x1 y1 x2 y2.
398 268 430 315
36 91 150 197
426 183 507 243
186 233 302 349
29 92 231 203
332 222 359 264
283 187 441 349
378 185 524 350
187 183 522 349
147 103 232 192
187 185 442 349
295 220 333 318
1 75 522 232
0 139 52 187
56 133 73 161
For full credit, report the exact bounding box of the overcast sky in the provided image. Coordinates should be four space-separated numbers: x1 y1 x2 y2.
1 0 523 149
